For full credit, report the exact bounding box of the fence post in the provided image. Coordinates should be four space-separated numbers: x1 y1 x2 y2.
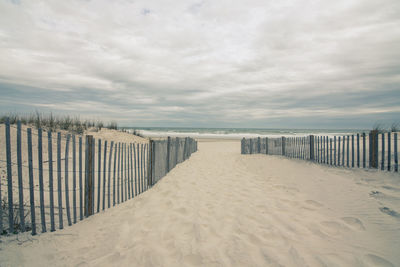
85 135 94 217
281 137 286 156
265 137 268 155
309 135 314 161
370 131 378 168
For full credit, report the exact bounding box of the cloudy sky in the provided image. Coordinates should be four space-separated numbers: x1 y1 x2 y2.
0 0 399 128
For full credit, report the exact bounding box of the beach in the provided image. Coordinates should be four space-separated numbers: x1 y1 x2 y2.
1 139 399 266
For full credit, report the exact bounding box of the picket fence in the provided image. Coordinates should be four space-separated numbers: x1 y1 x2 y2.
0 118 197 236
241 132 399 172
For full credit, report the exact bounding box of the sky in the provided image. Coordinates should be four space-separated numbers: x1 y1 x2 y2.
0 0 399 129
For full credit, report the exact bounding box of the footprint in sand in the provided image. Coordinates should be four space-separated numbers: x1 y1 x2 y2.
379 207 400 220
341 217 365 230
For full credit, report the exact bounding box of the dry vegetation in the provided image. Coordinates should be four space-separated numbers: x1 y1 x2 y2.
0 112 117 135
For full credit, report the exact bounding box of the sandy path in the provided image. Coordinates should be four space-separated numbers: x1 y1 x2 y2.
1 141 399 266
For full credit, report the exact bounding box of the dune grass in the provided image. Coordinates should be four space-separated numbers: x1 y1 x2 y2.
0 112 118 134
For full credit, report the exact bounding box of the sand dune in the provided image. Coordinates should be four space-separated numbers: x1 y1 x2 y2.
1 140 399 266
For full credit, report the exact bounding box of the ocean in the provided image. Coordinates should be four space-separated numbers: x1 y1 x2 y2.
125 127 367 139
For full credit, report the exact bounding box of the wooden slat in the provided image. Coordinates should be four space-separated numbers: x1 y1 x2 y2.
145 144 148 190
381 133 385 171
166 137 171 172
338 136 341 166
126 144 132 199
322 136 325 163
140 144 144 193
27 128 36 235
117 142 120 204
124 143 127 201
388 132 391 171
92 138 95 215
84 136 89 216
57 132 63 229
38 128 46 232
85 135 94 216
17 121 25 232
352 135 355 168
64 134 72 226
103 140 107 210
107 141 114 208
113 143 117 206
342 135 345 166
394 133 398 172
362 133 366 168
357 133 360 168
79 137 83 221
121 143 124 202
48 131 55 231
347 136 350 167
72 135 77 224
325 138 328 164
137 143 141 194
133 144 137 196
97 139 101 212
130 143 135 197
330 138 332 165
334 136 336 166
5 118 14 233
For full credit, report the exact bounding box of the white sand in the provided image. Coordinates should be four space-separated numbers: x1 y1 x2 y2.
1 140 399 266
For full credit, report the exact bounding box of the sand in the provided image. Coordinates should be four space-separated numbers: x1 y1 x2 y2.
1 140 399 266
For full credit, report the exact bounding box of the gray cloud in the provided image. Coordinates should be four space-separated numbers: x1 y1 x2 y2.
0 0 399 129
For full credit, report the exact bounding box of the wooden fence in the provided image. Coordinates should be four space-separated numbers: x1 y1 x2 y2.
241 132 399 172
0 118 197 236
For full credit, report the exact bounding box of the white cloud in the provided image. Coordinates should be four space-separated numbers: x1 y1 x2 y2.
0 0 399 128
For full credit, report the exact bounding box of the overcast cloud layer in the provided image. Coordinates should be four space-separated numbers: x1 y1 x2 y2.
0 0 399 128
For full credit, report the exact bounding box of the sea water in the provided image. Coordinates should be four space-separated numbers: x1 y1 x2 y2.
125 127 366 139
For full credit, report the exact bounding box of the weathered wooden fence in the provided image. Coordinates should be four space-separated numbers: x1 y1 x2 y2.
0 118 197 236
241 132 399 172
150 136 197 186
